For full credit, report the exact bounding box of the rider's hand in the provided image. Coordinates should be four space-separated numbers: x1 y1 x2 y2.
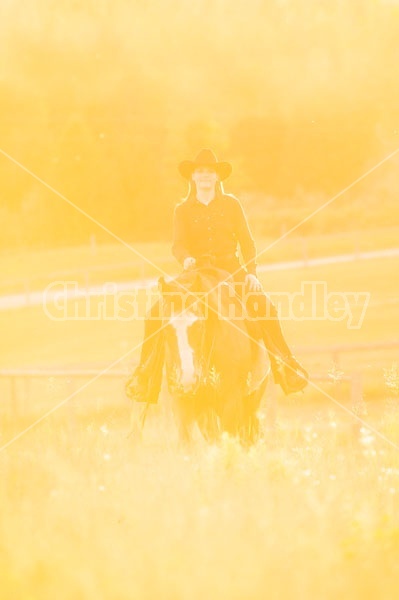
245 273 262 292
183 256 196 270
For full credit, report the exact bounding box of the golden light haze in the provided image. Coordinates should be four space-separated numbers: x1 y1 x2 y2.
2 3 399 600
1 0 398 247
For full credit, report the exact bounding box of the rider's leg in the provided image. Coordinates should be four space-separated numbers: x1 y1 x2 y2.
245 290 308 394
139 301 163 365
231 272 291 359
126 300 164 403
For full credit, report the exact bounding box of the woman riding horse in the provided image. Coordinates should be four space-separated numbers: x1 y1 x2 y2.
128 149 308 402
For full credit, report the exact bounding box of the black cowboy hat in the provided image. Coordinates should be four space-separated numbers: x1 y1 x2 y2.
178 149 232 181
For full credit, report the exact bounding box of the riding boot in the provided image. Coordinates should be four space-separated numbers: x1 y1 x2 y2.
125 300 164 403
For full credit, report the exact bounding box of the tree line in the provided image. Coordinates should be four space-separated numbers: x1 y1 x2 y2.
0 0 398 249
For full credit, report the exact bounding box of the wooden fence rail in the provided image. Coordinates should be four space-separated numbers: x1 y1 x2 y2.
2 338 398 409
0 367 361 408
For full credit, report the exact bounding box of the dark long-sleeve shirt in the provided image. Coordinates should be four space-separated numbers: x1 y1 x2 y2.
172 193 257 275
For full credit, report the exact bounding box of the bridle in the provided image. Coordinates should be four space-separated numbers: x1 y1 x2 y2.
162 286 217 397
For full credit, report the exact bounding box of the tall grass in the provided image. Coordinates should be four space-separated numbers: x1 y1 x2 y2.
1 405 399 600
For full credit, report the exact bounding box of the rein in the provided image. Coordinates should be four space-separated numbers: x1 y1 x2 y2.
192 317 216 395
161 286 217 397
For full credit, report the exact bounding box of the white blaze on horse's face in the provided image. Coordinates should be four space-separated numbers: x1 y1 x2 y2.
169 311 199 392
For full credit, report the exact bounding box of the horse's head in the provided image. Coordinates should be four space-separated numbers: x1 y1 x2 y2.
159 276 207 394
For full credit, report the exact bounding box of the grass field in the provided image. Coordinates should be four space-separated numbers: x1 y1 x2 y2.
1 407 399 600
1 247 399 599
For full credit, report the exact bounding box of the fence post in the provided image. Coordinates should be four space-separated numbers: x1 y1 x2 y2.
301 237 309 267
10 376 17 414
265 377 278 431
350 372 364 438
23 375 30 416
332 350 340 368
66 377 78 438
24 279 31 307
353 231 360 259
90 234 97 255
350 373 363 409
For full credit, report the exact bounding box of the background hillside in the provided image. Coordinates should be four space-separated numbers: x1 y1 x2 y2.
1 0 399 249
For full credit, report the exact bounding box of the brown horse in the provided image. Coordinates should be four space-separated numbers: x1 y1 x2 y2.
159 268 270 444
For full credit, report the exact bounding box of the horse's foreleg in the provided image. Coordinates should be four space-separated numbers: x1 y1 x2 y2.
240 374 269 445
197 409 220 442
127 402 149 441
177 420 193 448
220 389 244 438
174 394 195 447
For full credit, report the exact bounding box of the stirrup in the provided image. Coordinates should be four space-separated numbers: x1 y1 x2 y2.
274 355 309 395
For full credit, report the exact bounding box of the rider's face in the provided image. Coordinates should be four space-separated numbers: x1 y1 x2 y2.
191 167 218 191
